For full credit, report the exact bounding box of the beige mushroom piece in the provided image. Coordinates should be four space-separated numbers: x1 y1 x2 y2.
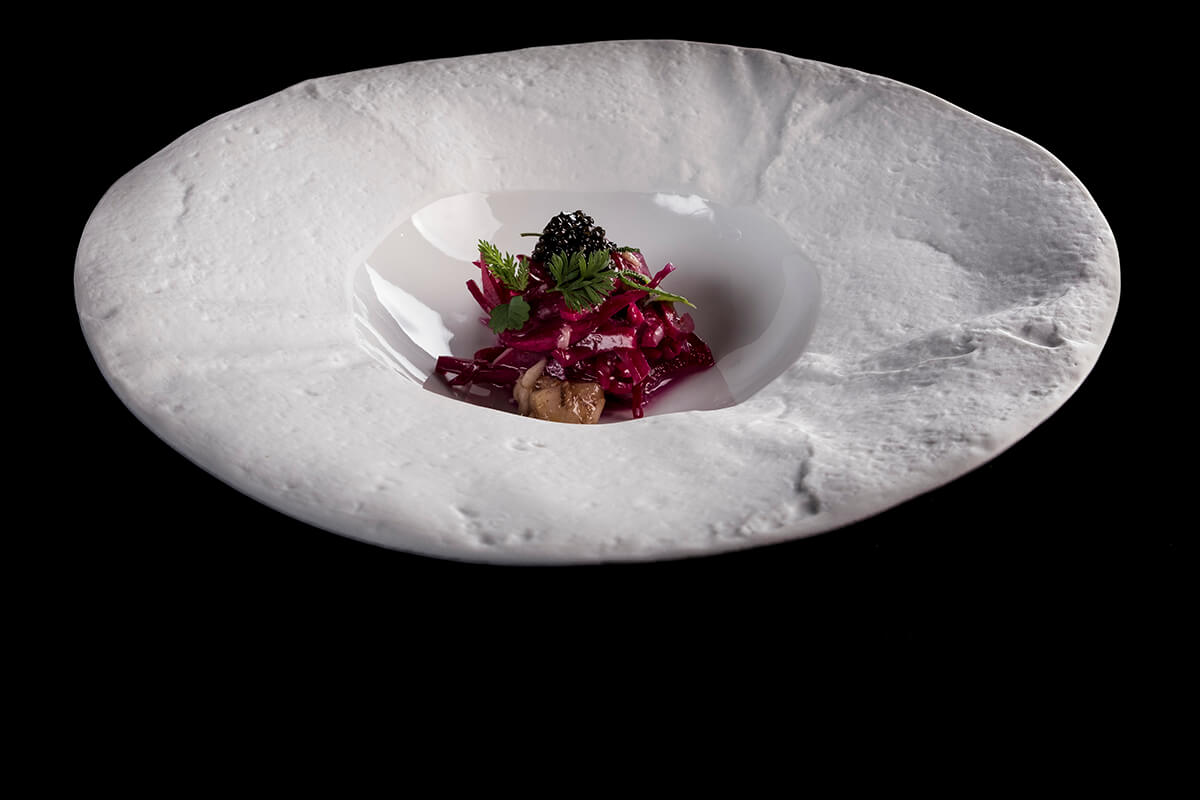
514 359 606 424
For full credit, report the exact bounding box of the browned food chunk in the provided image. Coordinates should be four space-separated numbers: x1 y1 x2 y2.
528 376 605 424
513 359 605 424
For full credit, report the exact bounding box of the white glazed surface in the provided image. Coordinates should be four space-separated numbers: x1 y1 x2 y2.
75 41 1119 563
357 190 822 418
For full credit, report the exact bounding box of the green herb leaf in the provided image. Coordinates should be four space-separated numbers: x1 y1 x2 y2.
617 270 696 308
488 295 531 333
478 240 529 292
547 250 620 311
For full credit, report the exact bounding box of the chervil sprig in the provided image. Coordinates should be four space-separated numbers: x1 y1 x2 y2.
477 240 529 292
547 251 618 311
487 295 530 333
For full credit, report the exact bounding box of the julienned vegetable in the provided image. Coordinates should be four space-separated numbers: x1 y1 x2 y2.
435 211 714 422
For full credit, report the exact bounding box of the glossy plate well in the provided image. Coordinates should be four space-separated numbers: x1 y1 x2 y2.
75 41 1119 563
356 190 820 418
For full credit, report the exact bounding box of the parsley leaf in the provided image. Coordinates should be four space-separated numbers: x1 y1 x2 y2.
487 296 530 333
478 240 529 292
617 270 696 308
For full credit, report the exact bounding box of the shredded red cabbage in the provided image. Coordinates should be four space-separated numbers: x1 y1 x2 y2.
436 247 714 419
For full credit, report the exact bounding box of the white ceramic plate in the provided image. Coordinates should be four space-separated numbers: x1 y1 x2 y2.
75 41 1119 564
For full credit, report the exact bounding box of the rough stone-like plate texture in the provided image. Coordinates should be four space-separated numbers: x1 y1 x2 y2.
74 41 1119 564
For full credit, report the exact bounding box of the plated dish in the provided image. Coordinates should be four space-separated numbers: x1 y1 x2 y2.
357 191 820 422
74 41 1119 563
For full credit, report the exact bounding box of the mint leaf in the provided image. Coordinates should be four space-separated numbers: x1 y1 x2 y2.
488 295 530 333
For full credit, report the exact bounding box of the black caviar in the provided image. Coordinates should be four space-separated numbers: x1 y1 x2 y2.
529 210 616 264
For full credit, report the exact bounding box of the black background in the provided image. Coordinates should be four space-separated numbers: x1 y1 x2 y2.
57 10 1172 656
